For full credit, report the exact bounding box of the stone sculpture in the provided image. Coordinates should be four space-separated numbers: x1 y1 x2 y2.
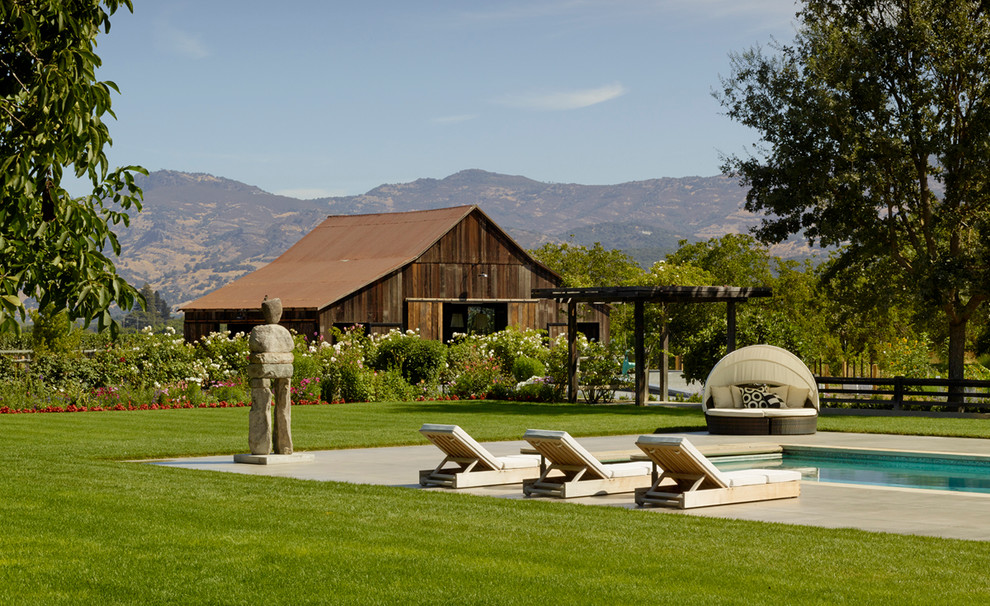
246 297 294 455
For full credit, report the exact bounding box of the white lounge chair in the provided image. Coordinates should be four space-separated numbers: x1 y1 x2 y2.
521 429 653 498
418 424 542 488
634 435 802 509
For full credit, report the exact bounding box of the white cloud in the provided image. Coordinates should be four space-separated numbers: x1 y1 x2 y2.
431 114 479 124
496 83 627 111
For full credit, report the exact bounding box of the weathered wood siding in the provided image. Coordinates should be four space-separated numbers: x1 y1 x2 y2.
187 208 608 343
323 210 566 339
406 211 557 300
183 308 319 342
405 300 442 340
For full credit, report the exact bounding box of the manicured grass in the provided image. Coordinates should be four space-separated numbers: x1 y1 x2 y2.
819 413 990 438
3 402 990 604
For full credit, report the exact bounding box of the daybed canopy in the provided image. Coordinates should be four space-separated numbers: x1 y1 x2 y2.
702 344 820 411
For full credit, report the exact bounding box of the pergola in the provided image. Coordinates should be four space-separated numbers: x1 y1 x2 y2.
531 285 773 406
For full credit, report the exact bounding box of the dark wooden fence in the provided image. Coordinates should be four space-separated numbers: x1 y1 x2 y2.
816 376 990 412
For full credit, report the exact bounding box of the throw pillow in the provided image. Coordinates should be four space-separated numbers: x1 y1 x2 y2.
711 386 735 409
739 385 769 408
785 386 810 408
762 392 784 408
766 385 788 409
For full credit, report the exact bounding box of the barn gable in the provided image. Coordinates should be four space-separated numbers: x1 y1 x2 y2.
181 206 608 342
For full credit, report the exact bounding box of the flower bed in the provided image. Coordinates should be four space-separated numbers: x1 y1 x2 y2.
0 325 627 412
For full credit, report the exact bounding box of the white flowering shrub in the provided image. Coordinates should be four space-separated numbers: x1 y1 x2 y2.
109 326 205 388
195 330 249 384
456 327 548 374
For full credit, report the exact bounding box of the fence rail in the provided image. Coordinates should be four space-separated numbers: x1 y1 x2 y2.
816 376 990 411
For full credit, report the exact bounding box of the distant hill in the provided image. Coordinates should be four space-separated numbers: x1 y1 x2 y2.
114 172 329 309
112 169 804 308
316 169 752 249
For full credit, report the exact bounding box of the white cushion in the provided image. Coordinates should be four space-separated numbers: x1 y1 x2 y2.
785 386 810 408
729 385 744 408
761 469 802 483
763 407 817 418
768 385 789 402
604 461 653 478
496 454 542 469
722 471 769 487
706 408 766 418
711 385 735 409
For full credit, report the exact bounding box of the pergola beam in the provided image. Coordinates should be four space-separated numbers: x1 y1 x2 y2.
534 285 772 406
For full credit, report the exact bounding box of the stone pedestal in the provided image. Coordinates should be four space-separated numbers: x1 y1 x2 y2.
233 452 315 465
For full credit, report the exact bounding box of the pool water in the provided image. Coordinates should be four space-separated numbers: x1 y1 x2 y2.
712 447 990 494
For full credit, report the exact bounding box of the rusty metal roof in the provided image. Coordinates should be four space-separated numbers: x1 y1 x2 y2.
182 205 480 311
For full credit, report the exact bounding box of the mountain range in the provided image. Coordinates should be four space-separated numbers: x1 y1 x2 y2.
112 169 807 309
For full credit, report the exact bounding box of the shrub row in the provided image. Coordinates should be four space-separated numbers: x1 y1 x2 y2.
0 326 626 411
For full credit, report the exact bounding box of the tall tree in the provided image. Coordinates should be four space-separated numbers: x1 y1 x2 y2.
1 1 145 335
717 0 990 382
663 235 822 381
529 241 643 288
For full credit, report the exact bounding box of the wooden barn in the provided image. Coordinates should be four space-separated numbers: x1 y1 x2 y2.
181 206 609 343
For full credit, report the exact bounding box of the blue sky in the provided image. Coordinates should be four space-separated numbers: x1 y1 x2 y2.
89 1 800 198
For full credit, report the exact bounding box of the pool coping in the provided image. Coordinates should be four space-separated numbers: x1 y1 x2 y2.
146 430 990 542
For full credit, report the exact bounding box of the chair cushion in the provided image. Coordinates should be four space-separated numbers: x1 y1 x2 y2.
604 461 653 478
496 454 542 469
721 470 769 487
761 469 803 483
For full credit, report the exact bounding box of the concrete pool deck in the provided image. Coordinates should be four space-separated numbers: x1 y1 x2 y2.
149 431 990 542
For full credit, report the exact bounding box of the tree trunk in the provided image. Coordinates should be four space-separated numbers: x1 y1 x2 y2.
947 316 967 409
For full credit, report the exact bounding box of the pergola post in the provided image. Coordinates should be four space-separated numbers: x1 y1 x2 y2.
634 300 648 406
658 324 669 402
567 299 578 403
727 301 737 353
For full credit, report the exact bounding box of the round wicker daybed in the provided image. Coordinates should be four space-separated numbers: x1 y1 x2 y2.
701 344 820 435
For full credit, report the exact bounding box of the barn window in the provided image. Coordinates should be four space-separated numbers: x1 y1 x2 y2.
443 303 507 341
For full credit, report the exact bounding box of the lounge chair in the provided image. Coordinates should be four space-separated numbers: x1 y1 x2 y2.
521 429 653 498
634 435 802 509
418 424 542 488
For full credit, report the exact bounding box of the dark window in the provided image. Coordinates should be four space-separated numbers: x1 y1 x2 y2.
444 303 507 342
576 322 600 341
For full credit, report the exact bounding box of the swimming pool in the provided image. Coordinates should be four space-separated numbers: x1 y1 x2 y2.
712 446 990 494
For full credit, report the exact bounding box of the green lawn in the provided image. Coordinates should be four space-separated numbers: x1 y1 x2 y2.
3 402 990 604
